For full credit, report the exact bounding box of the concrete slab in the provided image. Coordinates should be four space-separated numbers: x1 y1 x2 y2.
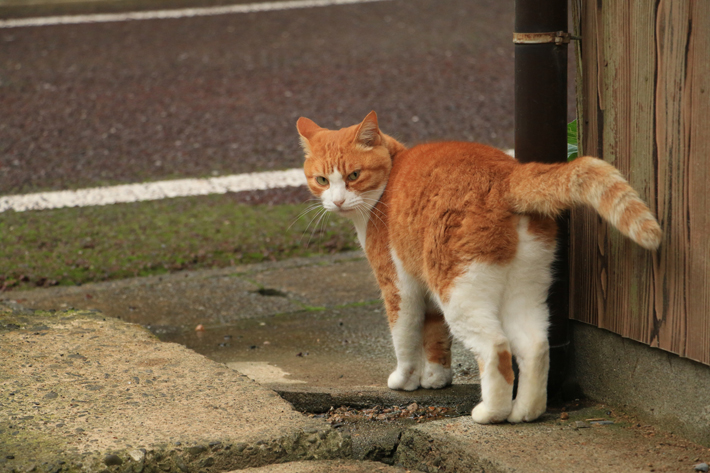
0 305 350 473
250 258 381 308
234 459 412 472
9 254 483 415
6 267 300 330
6 253 367 329
394 406 710 473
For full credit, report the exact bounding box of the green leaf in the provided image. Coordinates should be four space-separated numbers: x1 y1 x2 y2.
567 120 578 161
567 143 578 161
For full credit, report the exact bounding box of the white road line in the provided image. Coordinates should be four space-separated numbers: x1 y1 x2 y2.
0 0 392 28
0 148 514 213
0 168 307 213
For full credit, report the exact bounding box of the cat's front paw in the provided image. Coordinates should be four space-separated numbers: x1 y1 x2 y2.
388 368 421 391
507 399 547 423
420 363 452 389
471 402 511 424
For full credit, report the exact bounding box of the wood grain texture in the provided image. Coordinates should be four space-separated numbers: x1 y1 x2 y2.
680 0 710 363
569 0 601 328
653 0 691 356
572 0 710 365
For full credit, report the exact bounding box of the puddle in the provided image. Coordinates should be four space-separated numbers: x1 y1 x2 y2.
154 303 480 400
226 361 306 384
156 305 398 389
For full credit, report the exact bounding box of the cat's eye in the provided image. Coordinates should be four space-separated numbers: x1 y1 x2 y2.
315 176 329 186
348 170 361 181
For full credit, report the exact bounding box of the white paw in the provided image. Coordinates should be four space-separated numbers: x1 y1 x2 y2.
471 401 511 424
420 365 453 389
388 368 421 391
507 399 547 423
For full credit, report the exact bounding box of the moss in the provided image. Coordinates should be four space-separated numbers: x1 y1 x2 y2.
0 195 357 291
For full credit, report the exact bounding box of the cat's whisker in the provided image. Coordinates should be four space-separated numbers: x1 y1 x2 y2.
321 211 333 241
307 206 331 247
368 206 388 230
288 203 323 231
315 206 332 243
360 197 389 208
354 200 387 229
366 203 388 220
291 202 322 221
299 206 324 223
300 207 327 244
355 205 371 225
358 199 389 219
293 200 322 215
359 196 387 205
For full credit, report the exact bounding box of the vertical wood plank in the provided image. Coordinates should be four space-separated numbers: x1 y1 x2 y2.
569 0 602 328
624 1 657 343
598 0 656 342
682 0 710 364
598 0 631 336
653 0 691 356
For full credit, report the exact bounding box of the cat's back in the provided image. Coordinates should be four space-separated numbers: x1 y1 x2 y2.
386 141 516 199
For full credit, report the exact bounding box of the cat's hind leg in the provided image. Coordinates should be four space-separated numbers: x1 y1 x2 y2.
502 297 550 423
501 216 556 423
420 309 453 389
439 262 513 424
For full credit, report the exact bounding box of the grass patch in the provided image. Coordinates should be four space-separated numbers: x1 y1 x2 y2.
0 194 358 291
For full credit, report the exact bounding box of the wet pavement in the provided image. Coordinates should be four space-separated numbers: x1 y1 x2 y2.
0 0 575 195
3 253 709 473
8 252 482 414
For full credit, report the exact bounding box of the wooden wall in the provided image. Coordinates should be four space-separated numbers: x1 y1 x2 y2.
570 0 710 365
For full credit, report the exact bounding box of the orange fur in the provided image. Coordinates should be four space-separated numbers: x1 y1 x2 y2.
297 107 661 336
296 112 661 419
383 142 522 301
507 156 662 249
422 311 452 368
497 350 515 385
526 214 558 245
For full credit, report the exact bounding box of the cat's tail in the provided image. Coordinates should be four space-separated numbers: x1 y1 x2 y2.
507 156 662 250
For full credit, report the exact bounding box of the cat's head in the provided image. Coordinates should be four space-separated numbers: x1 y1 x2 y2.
296 111 400 217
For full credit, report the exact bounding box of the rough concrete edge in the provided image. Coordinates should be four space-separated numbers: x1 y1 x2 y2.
394 423 506 473
0 305 354 473
568 320 710 447
274 385 481 416
1 429 353 473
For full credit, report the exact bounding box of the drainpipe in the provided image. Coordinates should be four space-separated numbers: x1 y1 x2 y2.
514 0 570 398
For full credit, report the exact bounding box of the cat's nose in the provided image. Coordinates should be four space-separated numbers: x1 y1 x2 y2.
333 199 345 208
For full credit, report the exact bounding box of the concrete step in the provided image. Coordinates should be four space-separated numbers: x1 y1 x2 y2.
395 410 709 473
0 306 349 472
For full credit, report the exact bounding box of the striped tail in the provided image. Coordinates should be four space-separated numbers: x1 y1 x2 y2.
507 156 662 250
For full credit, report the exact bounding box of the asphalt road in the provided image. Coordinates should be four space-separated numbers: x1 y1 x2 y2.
1 0 574 195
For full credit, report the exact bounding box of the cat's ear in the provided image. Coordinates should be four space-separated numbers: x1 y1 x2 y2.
354 111 382 148
296 117 323 156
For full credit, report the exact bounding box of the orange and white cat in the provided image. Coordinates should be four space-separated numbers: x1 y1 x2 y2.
296 111 661 424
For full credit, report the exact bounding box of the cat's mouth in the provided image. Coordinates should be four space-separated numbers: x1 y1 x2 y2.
323 204 356 216
332 207 354 215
